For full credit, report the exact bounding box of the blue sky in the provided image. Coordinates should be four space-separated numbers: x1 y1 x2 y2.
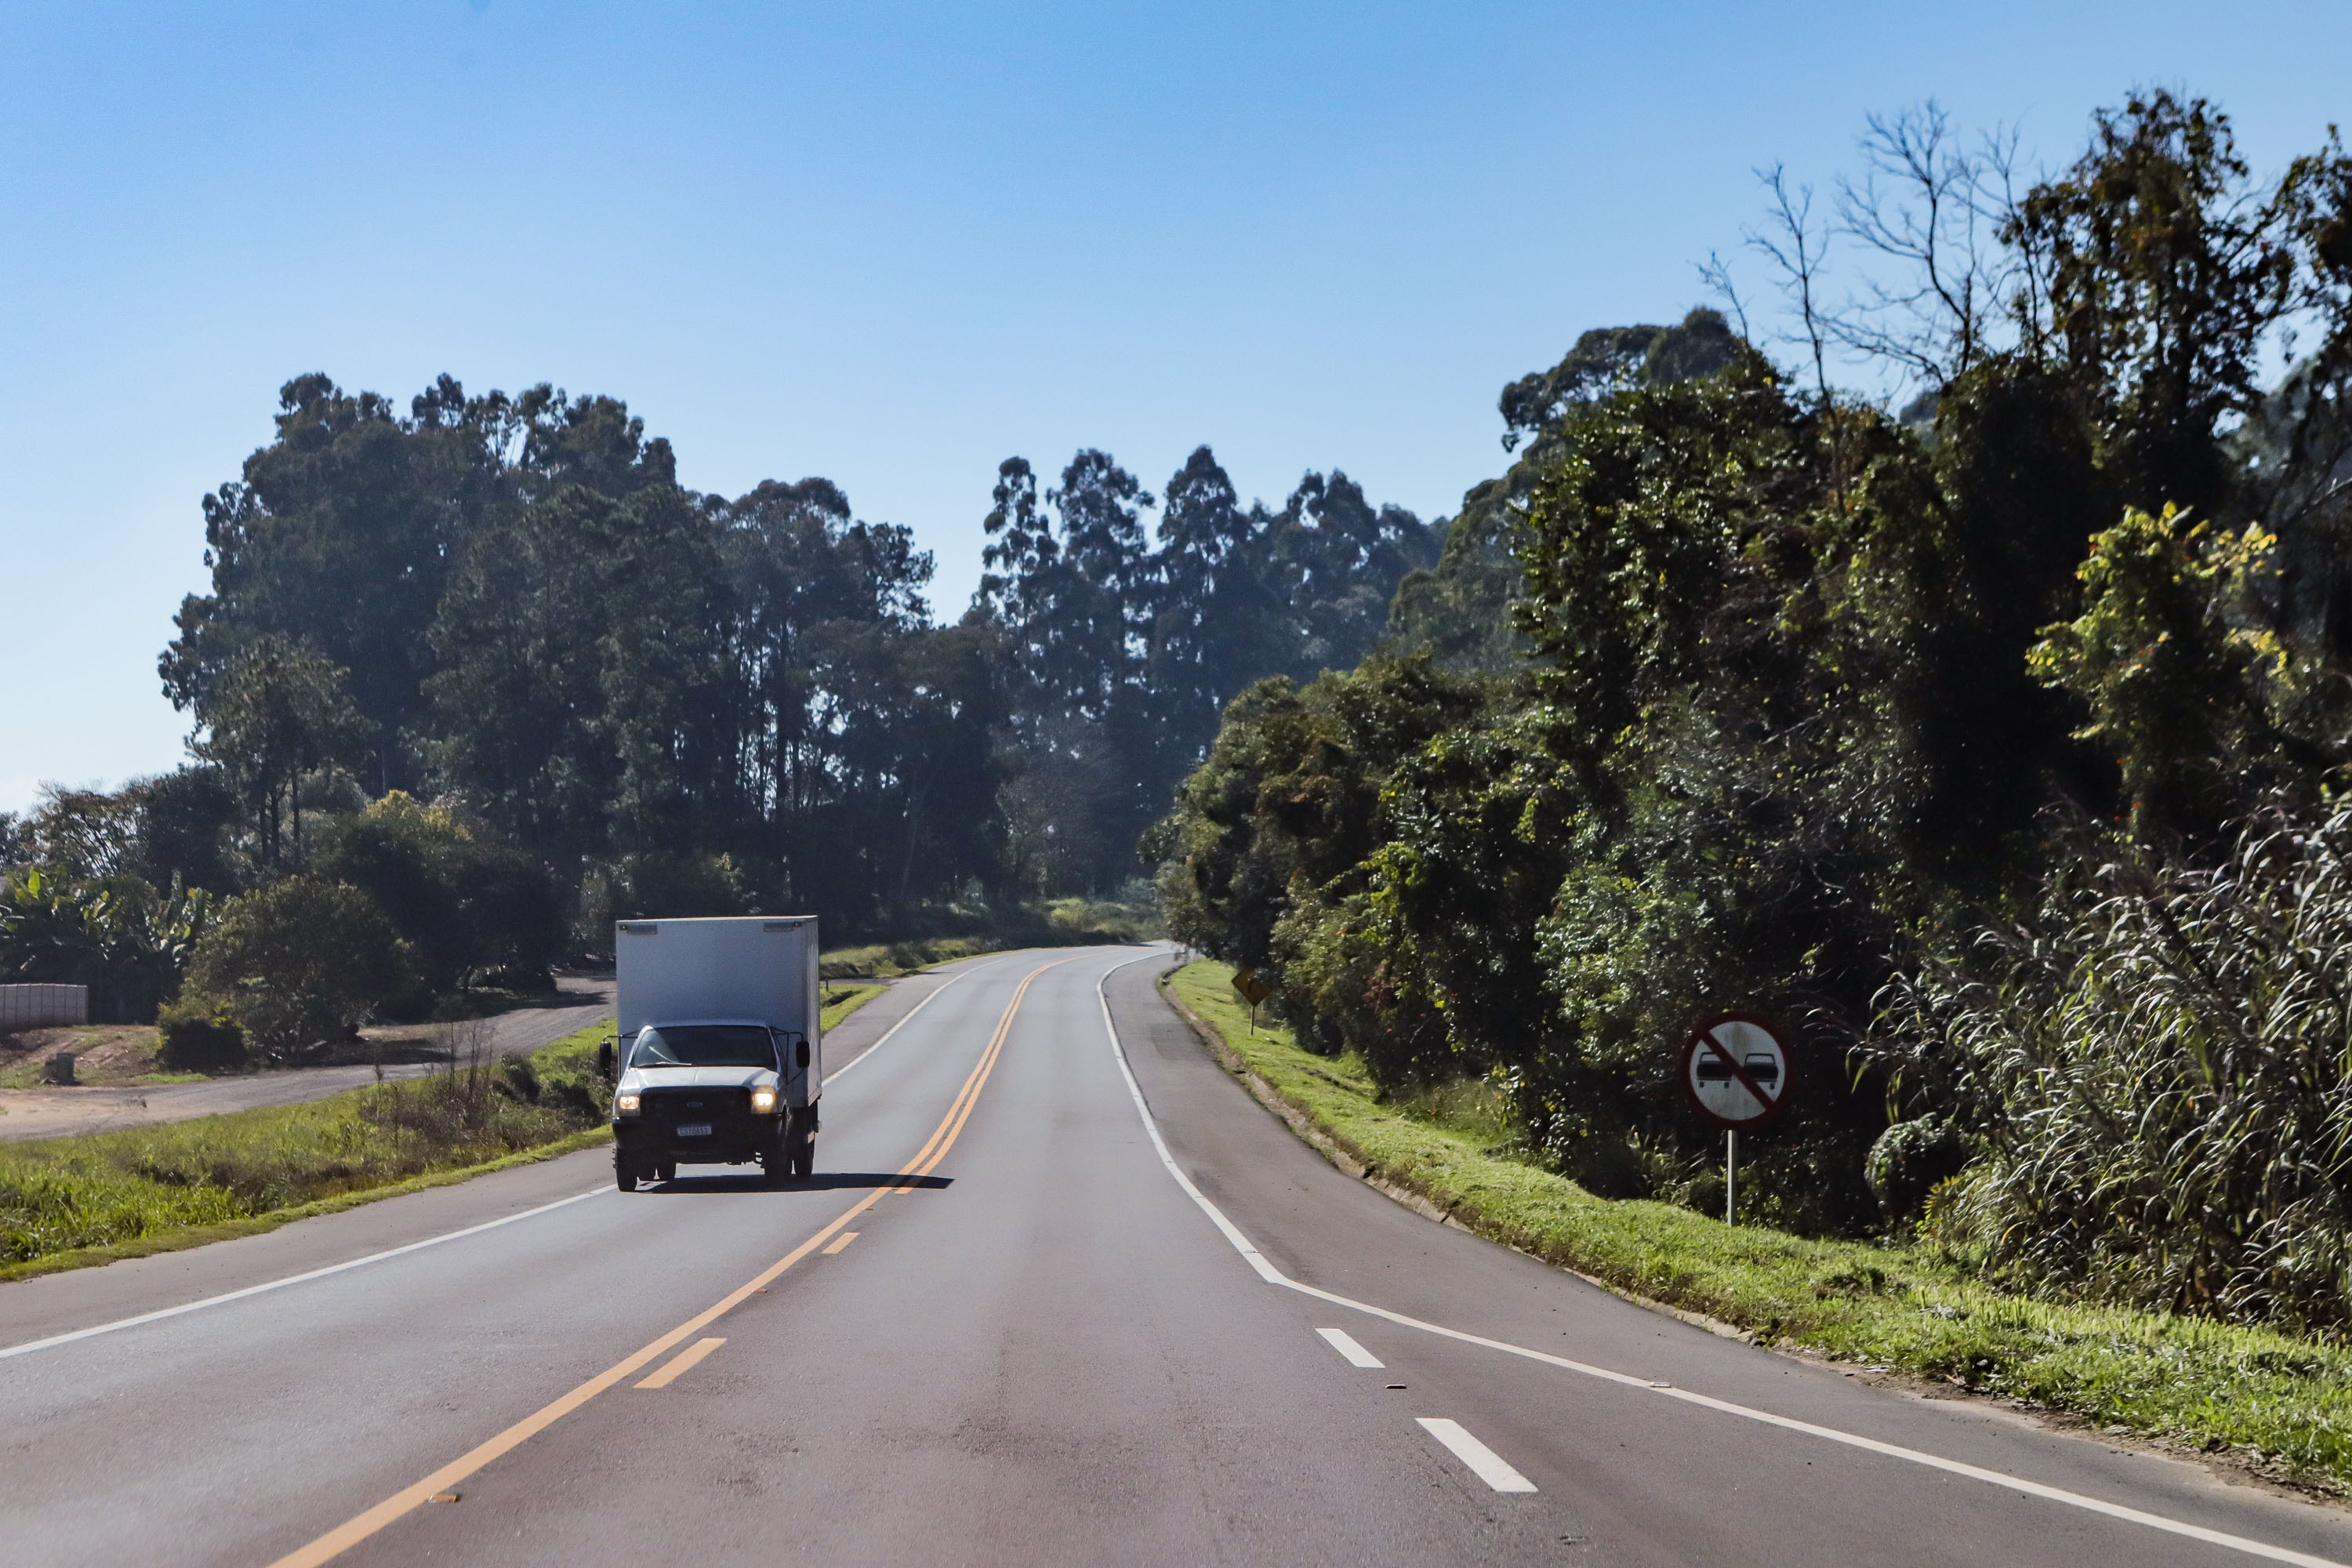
3 0 2348 812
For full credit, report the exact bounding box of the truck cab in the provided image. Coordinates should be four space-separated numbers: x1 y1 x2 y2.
605 917 822 1191
610 1018 814 1189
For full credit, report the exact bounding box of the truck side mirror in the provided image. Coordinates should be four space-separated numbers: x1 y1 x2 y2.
796 1039 811 1070
596 1040 616 1082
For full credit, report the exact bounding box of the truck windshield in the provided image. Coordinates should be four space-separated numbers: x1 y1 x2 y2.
629 1025 777 1069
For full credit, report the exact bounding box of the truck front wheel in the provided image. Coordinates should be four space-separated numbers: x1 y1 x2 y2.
615 1154 640 1192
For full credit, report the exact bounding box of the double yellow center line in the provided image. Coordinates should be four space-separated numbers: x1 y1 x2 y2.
891 955 1051 1192
269 957 1068 1568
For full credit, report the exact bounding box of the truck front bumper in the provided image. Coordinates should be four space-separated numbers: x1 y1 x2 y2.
613 1112 785 1164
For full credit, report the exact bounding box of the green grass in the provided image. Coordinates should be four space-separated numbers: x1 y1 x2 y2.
820 983 887 1029
0 986 894 1287
818 936 1027 978
0 1018 618 1282
1043 895 1164 943
1165 959 2352 1495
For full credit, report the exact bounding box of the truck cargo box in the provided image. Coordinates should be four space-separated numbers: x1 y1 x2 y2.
609 916 822 1190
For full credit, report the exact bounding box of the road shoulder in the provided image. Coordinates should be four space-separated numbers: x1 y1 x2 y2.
0 952 1010 1338
1149 957 2352 1508
0 1142 616 1349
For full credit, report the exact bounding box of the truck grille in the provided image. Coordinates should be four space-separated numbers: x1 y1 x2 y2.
640 1087 754 1131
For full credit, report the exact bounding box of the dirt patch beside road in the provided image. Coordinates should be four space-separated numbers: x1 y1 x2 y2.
0 1025 176 1088
0 978 615 1144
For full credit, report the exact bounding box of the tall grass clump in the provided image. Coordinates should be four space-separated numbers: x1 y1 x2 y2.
1879 801 2352 1333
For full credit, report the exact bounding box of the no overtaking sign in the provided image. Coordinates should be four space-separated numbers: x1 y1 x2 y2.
1678 1013 1791 1131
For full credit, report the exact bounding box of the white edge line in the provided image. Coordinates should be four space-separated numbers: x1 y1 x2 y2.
822 953 1004 1085
1417 1416 1539 1492
1097 956 2352 1568
1316 1326 1385 1368
0 1185 608 1361
0 951 1019 1363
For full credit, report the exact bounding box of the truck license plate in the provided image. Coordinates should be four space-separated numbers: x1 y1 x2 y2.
676 1123 712 1138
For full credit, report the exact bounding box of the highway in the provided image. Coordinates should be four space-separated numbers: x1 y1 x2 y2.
5 946 2350 1566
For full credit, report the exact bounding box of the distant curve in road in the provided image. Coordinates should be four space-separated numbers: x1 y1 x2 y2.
2 946 2347 1566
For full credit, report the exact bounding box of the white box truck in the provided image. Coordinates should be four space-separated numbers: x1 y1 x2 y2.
602 916 822 1191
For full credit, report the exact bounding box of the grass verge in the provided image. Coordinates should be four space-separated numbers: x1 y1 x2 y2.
1165 959 2352 1496
0 1018 619 1283
818 983 887 1029
0 986 889 1285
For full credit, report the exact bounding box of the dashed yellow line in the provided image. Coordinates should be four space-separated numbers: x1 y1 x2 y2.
267 958 1069 1568
635 1338 725 1389
822 1231 859 1255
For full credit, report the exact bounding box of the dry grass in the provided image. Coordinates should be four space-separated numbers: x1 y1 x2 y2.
0 1025 194 1087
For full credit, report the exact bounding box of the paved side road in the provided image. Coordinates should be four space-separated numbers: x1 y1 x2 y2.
3 946 2348 1566
0 976 617 1143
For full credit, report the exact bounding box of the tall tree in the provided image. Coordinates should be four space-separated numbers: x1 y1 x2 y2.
1148 446 1285 775
193 634 370 868
162 374 517 794
1256 470 1441 679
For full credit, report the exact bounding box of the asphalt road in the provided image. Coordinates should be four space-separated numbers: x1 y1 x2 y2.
4 946 2350 1566
0 978 617 1144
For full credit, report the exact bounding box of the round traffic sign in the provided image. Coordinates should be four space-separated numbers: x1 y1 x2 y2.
1678 1013 1792 1130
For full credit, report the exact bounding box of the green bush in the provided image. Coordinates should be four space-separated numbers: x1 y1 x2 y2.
316 793 566 1012
584 851 751 935
1045 884 1165 942
183 877 417 1060
1864 1117 1970 1227
155 997 247 1073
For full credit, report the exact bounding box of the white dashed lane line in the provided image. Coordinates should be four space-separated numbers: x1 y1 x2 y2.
1097 958 2352 1568
1417 1417 1540 1493
1316 1327 1385 1368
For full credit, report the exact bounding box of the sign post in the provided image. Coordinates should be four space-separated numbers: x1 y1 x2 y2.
1676 1013 1792 1226
1231 967 1274 1033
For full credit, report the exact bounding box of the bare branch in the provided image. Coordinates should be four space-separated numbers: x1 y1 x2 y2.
1695 249 1753 343
1984 122 2053 356
1828 100 2021 392
1745 163 1834 405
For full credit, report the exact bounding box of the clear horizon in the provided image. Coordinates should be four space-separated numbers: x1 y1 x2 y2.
5 0 2348 812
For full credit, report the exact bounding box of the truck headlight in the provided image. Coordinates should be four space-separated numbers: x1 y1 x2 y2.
750 1088 777 1112
615 1093 641 1113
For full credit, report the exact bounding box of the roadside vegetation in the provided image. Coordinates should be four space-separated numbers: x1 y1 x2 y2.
1156 89 2352 1348
817 897 1160 980
0 1019 615 1279
1167 960 2352 1494
0 978 890 1282
0 343 1415 1055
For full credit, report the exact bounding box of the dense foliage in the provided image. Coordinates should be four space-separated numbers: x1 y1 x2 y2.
4 369 1432 1044
1162 90 2352 1325
1879 802 2352 1333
